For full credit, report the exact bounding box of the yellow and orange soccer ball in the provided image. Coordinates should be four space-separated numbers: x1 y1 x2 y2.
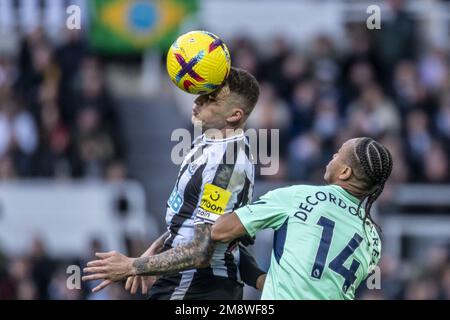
166 31 231 95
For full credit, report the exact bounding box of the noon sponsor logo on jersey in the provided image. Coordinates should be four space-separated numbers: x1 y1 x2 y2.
201 198 224 213
199 183 231 214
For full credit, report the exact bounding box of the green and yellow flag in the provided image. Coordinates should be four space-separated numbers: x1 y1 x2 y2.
89 0 198 54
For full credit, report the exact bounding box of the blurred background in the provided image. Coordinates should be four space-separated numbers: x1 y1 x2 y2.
0 0 450 300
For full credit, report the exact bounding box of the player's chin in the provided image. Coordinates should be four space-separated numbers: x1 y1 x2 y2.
323 169 330 183
192 118 209 132
191 116 201 126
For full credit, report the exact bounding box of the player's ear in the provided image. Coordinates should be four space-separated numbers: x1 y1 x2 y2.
226 107 244 123
338 165 352 181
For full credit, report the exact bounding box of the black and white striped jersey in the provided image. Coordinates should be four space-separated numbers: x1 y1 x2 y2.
161 132 254 298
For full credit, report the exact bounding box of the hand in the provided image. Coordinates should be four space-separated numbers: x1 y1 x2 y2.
238 234 255 246
256 273 266 291
82 251 135 293
125 274 158 295
125 248 158 295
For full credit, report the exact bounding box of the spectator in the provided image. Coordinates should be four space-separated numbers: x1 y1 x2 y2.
312 97 340 141
375 0 418 81
440 265 450 299
404 276 440 300
435 93 450 142
418 47 449 94
347 83 401 137
288 132 322 181
277 52 309 101
0 156 17 180
424 140 449 183
106 160 128 182
33 101 72 178
404 109 433 181
29 237 54 300
0 56 16 89
392 60 428 111
0 92 38 176
289 80 316 137
247 81 290 169
342 60 377 109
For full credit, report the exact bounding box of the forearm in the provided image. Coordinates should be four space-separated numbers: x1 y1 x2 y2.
133 244 208 276
239 245 266 289
132 224 214 276
211 212 247 243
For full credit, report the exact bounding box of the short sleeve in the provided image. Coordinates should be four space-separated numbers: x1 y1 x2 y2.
235 188 291 237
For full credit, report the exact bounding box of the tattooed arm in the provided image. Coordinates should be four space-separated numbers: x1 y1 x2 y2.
132 224 215 276
83 224 216 291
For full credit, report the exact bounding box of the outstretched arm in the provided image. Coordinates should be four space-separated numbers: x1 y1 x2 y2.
211 212 247 243
83 224 215 291
132 224 215 275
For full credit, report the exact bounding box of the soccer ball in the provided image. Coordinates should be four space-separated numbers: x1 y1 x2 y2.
166 30 231 95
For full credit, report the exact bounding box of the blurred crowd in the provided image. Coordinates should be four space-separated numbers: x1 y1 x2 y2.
358 245 450 300
0 29 130 297
232 3 450 187
0 236 149 300
0 29 126 181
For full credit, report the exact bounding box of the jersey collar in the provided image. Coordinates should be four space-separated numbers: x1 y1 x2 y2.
202 131 245 143
331 185 361 206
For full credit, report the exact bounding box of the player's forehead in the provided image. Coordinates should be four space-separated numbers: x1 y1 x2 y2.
212 84 231 101
197 84 231 103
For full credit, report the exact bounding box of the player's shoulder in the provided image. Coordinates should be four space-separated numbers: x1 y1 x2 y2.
277 184 327 194
262 184 315 201
204 135 243 158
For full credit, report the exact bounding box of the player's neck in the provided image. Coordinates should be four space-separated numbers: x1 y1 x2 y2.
334 181 365 200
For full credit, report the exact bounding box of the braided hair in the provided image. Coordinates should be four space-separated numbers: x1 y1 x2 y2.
350 137 393 231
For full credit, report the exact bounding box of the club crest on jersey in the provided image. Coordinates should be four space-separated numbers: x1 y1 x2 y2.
188 162 198 175
186 153 207 175
199 183 231 215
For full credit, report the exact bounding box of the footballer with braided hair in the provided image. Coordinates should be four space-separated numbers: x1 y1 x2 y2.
212 137 393 300
350 137 393 230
